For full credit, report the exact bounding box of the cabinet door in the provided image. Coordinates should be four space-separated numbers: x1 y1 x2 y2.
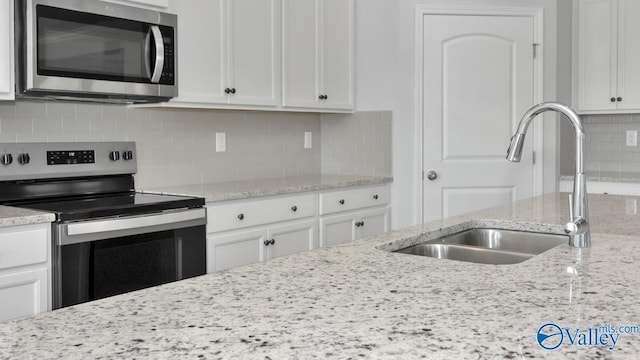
173 0 228 104
319 0 354 110
319 212 357 247
357 207 390 239
574 0 618 111
617 0 640 110
227 0 280 106
266 219 316 260
207 229 265 273
0 0 14 101
282 0 320 108
0 268 48 322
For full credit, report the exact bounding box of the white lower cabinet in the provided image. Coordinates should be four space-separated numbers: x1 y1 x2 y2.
206 193 317 272
319 206 390 247
207 219 316 273
0 224 51 322
318 185 391 247
206 184 392 272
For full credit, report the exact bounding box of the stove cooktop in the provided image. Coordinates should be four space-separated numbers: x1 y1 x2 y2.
16 192 205 222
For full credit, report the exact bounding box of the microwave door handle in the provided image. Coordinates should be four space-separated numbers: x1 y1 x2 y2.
149 25 165 83
144 29 152 80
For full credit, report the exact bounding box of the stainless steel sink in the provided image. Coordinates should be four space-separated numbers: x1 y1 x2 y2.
395 228 567 265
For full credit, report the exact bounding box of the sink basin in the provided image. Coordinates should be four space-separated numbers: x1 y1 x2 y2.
394 228 567 265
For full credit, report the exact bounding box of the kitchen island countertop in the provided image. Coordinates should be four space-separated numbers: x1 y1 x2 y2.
1 192 639 359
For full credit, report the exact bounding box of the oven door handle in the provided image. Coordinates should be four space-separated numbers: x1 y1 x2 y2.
60 208 206 246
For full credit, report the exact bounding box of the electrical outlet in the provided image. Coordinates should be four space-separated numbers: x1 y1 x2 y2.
626 130 638 146
216 132 226 152
304 131 312 149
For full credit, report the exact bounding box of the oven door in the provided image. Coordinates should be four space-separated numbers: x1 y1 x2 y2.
52 208 206 309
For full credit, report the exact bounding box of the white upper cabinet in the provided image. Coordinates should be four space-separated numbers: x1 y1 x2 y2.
173 0 280 107
573 0 640 113
282 0 354 111
0 0 14 101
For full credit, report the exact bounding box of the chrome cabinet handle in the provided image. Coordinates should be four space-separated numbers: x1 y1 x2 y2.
427 171 438 181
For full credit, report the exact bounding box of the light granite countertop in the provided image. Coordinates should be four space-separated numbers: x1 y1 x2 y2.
1 192 640 359
0 205 55 228
140 174 394 202
560 171 640 184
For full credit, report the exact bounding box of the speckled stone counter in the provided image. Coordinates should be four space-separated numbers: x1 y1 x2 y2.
1 193 640 359
0 205 54 228
140 174 393 202
560 171 640 183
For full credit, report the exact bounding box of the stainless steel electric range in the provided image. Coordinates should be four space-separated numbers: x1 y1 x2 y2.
0 142 206 309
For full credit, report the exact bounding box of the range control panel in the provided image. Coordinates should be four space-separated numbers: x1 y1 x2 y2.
0 142 137 181
47 150 95 165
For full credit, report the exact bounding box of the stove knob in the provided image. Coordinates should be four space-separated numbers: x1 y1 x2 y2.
1 153 13 166
18 153 30 165
123 150 133 161
109 151 120 161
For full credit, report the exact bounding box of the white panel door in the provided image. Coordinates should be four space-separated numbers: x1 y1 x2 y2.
357 207 390 239
0 0 14 100
575 0 617 111
617 0 640 110
0 268 48 322
422 14 536 222
207 229 265 273
282 0 320 108
267 220 316 260
320 0 355 110
227 0 280 106
173 0 227 104
319 213 357 247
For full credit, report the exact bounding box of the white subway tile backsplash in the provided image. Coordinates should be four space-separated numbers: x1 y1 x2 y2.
0 101 392 188
321 111 392 177
564 113 640 177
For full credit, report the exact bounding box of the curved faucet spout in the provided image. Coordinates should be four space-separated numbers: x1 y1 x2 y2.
506 101 590 248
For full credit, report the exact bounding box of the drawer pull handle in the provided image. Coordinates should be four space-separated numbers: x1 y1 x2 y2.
355 221 364 227
237 213 244 220
373 194 379 200
264 239 276 246
339 199 345 205
291 205 298 212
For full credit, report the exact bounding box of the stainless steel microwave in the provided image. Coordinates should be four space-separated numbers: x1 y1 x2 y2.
15 0 177 103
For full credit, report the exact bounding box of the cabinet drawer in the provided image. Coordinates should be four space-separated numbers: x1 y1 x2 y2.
319 185 390 215
0 227 48 271
207 194 316 233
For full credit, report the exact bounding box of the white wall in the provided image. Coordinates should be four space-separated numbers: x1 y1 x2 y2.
355 0 559 229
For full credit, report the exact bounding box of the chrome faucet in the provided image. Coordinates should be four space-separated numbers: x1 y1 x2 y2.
506 101 590 248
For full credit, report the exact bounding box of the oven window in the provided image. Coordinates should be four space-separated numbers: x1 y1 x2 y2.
59 225 205 308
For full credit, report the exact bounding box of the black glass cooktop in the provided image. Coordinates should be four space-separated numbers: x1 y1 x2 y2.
15 192 204 222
